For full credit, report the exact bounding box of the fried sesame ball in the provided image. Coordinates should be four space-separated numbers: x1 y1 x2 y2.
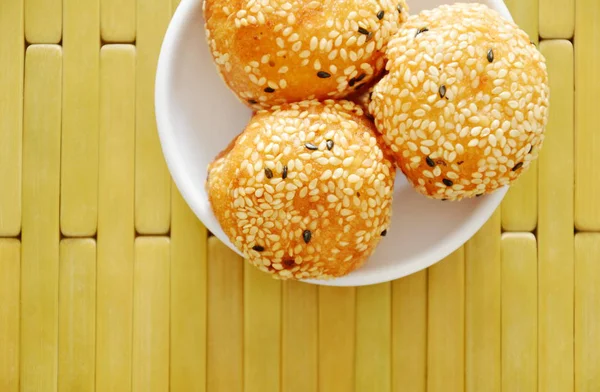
369 3 549 200
203 0 409 110
207 100 396 280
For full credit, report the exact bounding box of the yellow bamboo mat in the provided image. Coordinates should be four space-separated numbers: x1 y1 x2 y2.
0 0 597 391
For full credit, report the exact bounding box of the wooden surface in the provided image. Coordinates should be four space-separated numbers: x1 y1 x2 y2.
575 233 600 391
21 45 62 392
135 0 172 234
465 210 501 392
0 0 24 237
61 0 100 236
575 0 600 231
97 44 136 392
0 0 595 391
538 39 575 392
501 233 538 392
58 239 96 392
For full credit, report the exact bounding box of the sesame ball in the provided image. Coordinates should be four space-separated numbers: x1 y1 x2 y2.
369 3 549 200
203 0 409 110
207 100 396 280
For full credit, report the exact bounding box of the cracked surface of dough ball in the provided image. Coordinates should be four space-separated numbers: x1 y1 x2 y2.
203 0 409 109
369 3 549 200
207 100 396 280
347 69 387 115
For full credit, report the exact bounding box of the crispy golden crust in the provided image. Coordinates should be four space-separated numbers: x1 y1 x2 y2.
207 100 396 280
369 3 549 200
203 0 408 109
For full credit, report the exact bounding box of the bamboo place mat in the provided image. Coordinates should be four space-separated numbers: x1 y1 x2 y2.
0 0 597 391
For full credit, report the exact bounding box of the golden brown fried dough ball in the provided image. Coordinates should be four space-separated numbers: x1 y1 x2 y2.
369 3 549 200
203 0 409 109
207 100 396 280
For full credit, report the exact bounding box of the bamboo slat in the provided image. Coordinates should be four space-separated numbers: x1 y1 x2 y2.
501 233 538 392
318 287 356 392
244 263 282 392
282 281 318 392
575 233 600 391
20 45 62 392
574 0 600 231
207 237 244 392
132 237 171 392
25 0 61 43
61 0 100 236
101 0 136 42
170 188 208 392
356 283 391 392
135 0 172 234
0 0 24 236
538 39 575 392
539 0 574 38
58 239 96 392
0 239 20 392
97 44 136 392
392 271 427 392
427 248 465 392
465 210 501 392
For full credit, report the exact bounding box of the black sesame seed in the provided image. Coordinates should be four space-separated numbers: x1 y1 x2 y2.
528 145 533 153
348 77 357 87
457 161 464 165
248 99 258 104
381 229 387 237
264 87 275 93
265 168 273 179
252 245 265 252
377 10 385 20
317 71 331 79
397 4 403 13
358 27 370 36
305 142 318 151
512 162 524 171
326 139 334 150
303 230 312 244
443 178 454 187
487 48 494 63
439 85 446 99
415 27 429 37
476 194 483 197
283 259 295 268
354 83 366 91
426 156 435 167
282 165 288 179
356 73 367 82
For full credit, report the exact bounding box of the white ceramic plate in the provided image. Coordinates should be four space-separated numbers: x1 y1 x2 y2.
156 0 512 286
